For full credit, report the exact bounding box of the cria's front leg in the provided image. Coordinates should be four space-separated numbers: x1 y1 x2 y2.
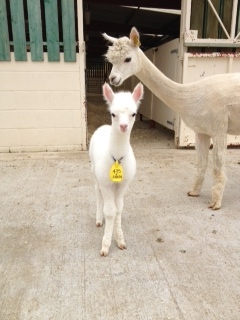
100 190 117 256
100 213 116 256
114 190 127 250
114 212 126 250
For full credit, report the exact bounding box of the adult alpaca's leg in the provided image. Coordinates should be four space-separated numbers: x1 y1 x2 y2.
100 187 117 256
114 186 128 250
188 132 211 197
209 135 227 210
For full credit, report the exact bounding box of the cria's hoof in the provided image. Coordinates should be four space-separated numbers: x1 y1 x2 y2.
100 249 108 257
187 191 199 197
96 222 103 227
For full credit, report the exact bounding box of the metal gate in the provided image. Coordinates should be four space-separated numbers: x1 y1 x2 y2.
86 61 111 94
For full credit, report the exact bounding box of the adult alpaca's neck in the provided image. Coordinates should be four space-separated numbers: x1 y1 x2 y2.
136 50 189 115
109 128 131 160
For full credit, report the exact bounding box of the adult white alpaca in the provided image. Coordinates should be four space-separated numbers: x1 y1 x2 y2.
103 27 240 210
89 82 144 256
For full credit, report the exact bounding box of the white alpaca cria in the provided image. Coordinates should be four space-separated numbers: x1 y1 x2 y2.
103 27 240 210
89 82 144 256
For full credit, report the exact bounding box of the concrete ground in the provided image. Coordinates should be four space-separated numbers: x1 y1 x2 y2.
0 95 240 320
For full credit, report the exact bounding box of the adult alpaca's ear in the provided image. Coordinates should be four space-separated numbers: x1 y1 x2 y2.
129 27 141 47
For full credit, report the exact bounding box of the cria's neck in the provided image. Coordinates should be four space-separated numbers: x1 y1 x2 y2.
109 129 130 161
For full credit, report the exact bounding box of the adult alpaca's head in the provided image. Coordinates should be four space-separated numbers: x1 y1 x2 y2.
103 27 141 86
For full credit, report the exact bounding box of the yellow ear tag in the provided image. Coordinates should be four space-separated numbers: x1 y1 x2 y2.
133 35 141 47
109 160 123 183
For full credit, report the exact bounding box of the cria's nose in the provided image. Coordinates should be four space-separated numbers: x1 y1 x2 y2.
120 124 128 130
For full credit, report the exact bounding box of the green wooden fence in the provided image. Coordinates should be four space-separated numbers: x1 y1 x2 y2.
0 0 77 62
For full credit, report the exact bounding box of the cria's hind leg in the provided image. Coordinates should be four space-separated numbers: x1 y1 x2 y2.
188 133 210 197
95 183 104 227
208 135 227 210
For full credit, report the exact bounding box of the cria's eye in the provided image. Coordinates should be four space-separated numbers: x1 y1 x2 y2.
124 57 131 63
132 113 136 117
111 113 116 117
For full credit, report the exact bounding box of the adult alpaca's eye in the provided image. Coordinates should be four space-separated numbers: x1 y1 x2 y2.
111 113 116 117
124 57 131 63
132 113 136 117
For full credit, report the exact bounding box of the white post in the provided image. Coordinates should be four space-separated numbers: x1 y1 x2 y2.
178 0 191 83
229 0 238 73
175 0 191 145
76 0 87 150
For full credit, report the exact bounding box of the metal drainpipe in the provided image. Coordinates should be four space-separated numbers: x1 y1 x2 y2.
235 0 240 37
203 0 208 39
228 0 238 72
218 0 224 40
202 0 208 52
230 0 238 38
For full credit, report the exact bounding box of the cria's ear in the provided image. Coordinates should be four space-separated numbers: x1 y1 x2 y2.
102 33 117 44
129 27 141 47
102 83 115 104
132 83 144 105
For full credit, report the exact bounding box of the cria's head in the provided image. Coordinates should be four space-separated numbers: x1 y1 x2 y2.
103 27 141 87
102 82 144 134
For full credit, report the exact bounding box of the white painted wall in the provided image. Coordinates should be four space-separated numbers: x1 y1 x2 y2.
137 40 179 126
138 49 154 120
0 52 87 152
178 53 240 147
152 39 179 130
139 41 240 147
